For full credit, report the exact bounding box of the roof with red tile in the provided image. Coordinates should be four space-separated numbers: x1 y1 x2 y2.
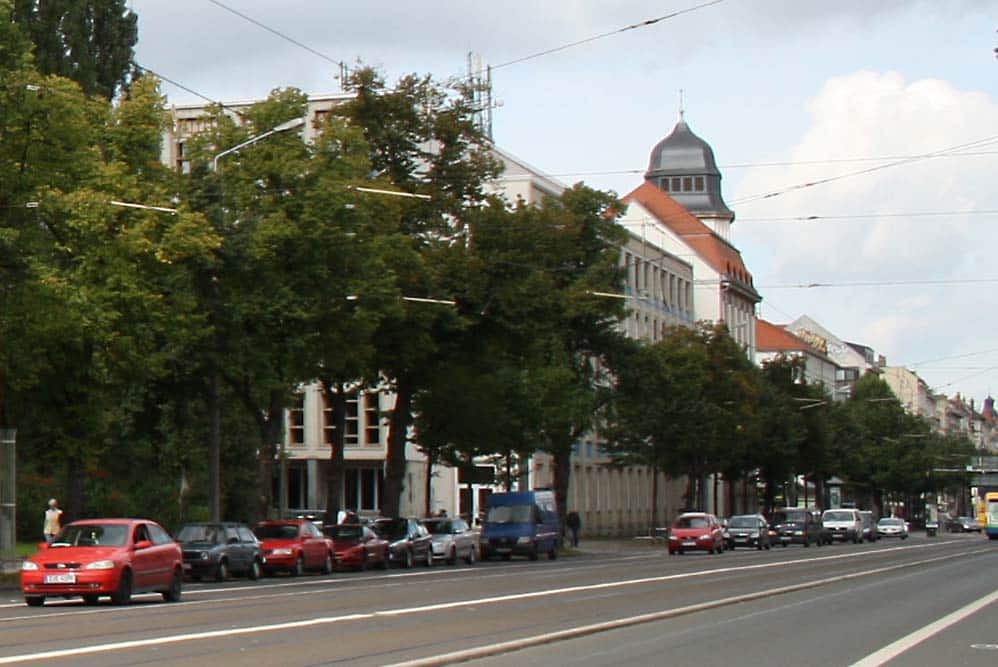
756 319 824 355
623 182 756 291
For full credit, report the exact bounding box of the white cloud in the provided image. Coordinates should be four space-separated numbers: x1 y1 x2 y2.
735 70 998 399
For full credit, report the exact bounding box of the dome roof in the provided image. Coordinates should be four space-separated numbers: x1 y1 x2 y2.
644 117 733 220
647 119 721 176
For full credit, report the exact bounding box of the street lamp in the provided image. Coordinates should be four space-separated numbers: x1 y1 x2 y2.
211 116 306 172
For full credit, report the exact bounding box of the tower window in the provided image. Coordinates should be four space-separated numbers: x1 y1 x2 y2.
660 177 670 191
682 177 693 192
671 177 681 191
694 176 704 191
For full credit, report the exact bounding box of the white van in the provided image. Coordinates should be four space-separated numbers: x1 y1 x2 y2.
822 509 863 544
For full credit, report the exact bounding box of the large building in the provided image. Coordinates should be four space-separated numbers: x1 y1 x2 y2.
618 116 760 355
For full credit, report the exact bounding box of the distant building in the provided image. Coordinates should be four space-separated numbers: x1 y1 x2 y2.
755 319 838 390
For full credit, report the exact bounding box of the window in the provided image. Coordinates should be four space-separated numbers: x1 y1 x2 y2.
365 393 380 445
671 177 681 191
682 177 693 192
694 176 704 191
660 177 670 191
345 395 359 446
288 395 304 446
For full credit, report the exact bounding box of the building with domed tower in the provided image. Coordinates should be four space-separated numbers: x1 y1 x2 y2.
618 114 761 355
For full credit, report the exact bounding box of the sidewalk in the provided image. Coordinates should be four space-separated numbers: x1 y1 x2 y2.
564 535 667 556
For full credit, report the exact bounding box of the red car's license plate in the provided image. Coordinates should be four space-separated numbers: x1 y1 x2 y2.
44 573 76 584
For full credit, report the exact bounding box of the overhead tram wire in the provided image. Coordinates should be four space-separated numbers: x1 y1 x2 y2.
134 63 246 118
489 0 727 71
205 0 349 75
730 134 998 206
757 277 998 290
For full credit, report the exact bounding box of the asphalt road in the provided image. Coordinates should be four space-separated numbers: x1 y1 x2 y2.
0 533 994 666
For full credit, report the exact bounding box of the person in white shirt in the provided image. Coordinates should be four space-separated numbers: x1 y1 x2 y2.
43 498 63 543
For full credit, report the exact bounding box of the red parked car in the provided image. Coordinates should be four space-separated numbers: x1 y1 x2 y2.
323 523 389 571
253 519 334 576
20 518 183 607
668 512 725 555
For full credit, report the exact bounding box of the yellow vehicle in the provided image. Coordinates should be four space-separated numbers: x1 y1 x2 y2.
985 492 998 540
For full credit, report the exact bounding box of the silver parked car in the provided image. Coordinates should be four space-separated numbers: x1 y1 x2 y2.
876 517 909 539
423 517 478 565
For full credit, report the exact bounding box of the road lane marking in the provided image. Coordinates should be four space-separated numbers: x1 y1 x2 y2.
382 550 990 667
0 548 989 664
850 588 998 666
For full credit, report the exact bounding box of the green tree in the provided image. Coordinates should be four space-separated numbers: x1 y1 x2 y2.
12 0 137 100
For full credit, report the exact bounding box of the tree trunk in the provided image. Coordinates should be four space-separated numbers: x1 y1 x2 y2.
256 390 284 519
651 465 660 534
208 374 221 522
424 454 434 517
552 446 571 535
381 377 413 518
323 385 347 522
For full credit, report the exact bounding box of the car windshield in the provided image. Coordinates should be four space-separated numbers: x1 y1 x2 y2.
486 505 533 524
373 521 408 540
674 516 709 529
326 526 363 541
824 511 853 521
423 520 451 535
771 511 807 524
253 524 299 540
728 516 756 528
51 523 128 547
176 525 221 544
878 518 903 526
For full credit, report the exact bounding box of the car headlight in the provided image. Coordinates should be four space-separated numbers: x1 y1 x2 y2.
85 560 115 570
668 535 678 541
199 552 210 560
793 531 803 535
271 548 293 556
516 536 532 544
750 532 759 539
21 561 39 571
699 534 711 540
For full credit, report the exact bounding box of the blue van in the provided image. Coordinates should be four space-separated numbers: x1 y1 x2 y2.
480 490 560 561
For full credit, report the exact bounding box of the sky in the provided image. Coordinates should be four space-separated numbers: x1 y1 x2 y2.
128 0 998 406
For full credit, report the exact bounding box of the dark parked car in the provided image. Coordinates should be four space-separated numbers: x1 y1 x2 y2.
946 516 982 533
323 524 389 571
372 518 433 568
724 514 772 550
769 508 827 547
859 511 879 542
177 522 264 581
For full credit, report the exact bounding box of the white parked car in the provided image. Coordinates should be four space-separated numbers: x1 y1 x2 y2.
422 517 479 565
822 509 863 544
876 517 909 539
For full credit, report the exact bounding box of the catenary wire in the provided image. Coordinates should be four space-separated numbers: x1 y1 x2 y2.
490 0 727 70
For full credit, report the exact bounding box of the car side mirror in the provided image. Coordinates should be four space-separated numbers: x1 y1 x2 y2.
134 539 152 550
228 537 239 544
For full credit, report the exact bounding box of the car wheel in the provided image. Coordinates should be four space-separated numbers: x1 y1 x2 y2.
25 596 44 607
803 539 810 548
162 568 182 603
548 544 558 560
403 549 414 569
446 547 457 566
83 594 100 605
215 559 229 582
322 553 334 575
248 559 262 581
529 547 539 561
781 542 787 547
291 555 304 577
501 553 512 561
425 548 433 568
359 551 368 572
111 569 132 605
466 546 476 565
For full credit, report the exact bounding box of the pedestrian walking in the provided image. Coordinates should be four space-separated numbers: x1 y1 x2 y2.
43 498 63 543
566 510 581 547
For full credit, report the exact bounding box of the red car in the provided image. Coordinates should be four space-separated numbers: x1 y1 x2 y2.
253 519 334 576
323 523 389 571
20 518 183 607
668 512 725 555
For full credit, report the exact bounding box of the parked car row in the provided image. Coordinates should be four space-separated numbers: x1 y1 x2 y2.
19 514 482 607
668 507 913 555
